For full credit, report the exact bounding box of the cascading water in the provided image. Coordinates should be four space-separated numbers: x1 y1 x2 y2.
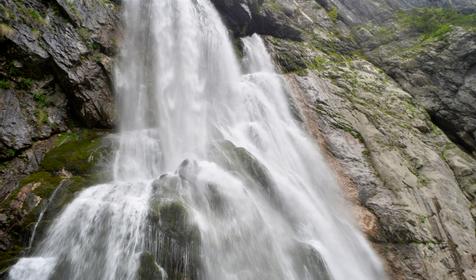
9 0 387 279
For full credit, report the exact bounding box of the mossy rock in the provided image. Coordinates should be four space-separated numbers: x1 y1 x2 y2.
147 199 201 280
214 140 276 196
291 242 332 280
41 130 112 175
0 245 23 275
137 252 166 280
0 129 113 274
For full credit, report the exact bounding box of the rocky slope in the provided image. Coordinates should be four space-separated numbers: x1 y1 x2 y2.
0 0 475 279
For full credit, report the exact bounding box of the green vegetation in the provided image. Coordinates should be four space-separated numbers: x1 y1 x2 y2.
78 27 91 42
27 8 46 25
0 130 111 273
327 6 338 23
262 0 283 13
36 109 49 125
309 55 327 72
398 8 476 41
0 79 13 89
0 23 13 38
17 78 33 90
41 130 111 175
32 89 48 107
4 148 16 158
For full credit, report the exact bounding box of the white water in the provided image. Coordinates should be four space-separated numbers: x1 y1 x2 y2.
9 0 386 279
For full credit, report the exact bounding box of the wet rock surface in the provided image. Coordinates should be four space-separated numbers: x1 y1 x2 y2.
0 130 113 275
146 166 202 280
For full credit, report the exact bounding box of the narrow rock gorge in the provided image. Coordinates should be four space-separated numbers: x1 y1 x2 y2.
0 0 475 279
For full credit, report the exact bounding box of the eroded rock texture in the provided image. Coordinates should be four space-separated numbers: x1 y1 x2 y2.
214 0 476 279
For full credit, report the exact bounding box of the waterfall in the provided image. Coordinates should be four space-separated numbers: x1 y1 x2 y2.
8 0 386 279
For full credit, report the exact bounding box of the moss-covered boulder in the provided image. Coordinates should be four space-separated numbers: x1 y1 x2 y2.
147 172 201 280
212 140 277 200
137 252 167 280
0 129 113 274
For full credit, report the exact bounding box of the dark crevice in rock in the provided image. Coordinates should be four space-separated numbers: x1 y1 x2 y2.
430 113 475 157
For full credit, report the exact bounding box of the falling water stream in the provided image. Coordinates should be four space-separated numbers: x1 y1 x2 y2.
9 0 386 279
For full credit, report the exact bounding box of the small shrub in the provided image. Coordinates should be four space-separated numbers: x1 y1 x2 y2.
18 78 33 90
309 56 327 71
328 6 338 23
27 8 47 25
0 23 13 38
0 80 12 89
36 108 49 125
33 89 48 107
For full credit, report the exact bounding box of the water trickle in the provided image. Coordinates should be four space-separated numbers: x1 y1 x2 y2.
9 0 386 279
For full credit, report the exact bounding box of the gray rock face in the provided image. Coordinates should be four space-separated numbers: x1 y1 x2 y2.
211 0 303 40
282 55 476 279
0 0 118 130
365 28 476 155
315 0 476 23
0 87 68 160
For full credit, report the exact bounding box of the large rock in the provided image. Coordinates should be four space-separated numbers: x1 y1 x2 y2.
211 0 303 40
0 0 119 129
364 27 476 155
0 130 113 275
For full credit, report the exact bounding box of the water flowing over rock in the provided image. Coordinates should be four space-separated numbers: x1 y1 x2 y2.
7 0 386 279
1 0 475 279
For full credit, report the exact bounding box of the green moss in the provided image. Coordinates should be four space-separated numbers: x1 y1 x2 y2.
262 0 283 13
375 26 395 41
159 202 189 240
0 79 13 89
14 2 47 26
327 6 338 23
309 56 327 72
4 148 16 158
0 246 23 274
36 109 49 125
17 78 33 90
0 5 14 20
27 8 46 25
0 23 14 38
137 252 166 280
41 131 107 175
78 28 91 42
0 130 110 273
20 171 62 198
32 89 48 107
